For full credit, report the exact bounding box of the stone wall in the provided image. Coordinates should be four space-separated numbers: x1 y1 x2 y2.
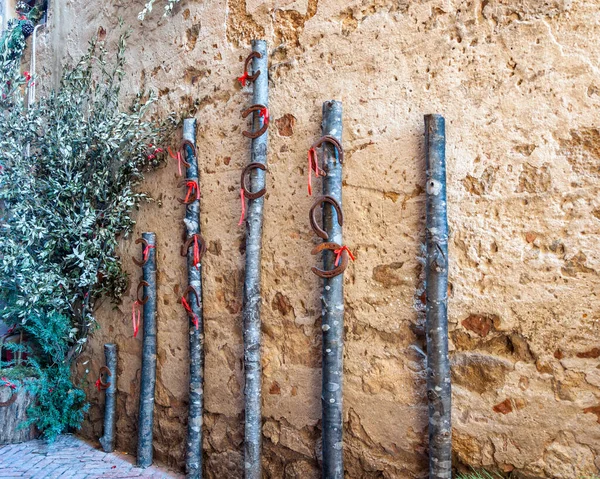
36 0 600 477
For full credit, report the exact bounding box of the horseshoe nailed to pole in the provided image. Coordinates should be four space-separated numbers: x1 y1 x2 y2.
424 113 452 479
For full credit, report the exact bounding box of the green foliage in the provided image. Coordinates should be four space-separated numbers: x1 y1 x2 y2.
23 360 88 441
0 29 173 439
0 21 29 107
0 365 38 380
138 0 182 20
456 472 502 479
0 4 46 106
21 313 88 440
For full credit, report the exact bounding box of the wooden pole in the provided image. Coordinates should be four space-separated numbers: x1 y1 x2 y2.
320 100 345 479
99 343 117 453
136 232 157 468
242 39 268 479
424 114 452 478
183 118 205 479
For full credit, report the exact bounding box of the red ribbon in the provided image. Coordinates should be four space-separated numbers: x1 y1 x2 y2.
238 188 246 226
334 245 356 267
182 296 199 330
143 244 155 262
259 107 269 123
238 71 250 87
168 147 184 177
193 235 201 270
132 300 141 338
307 147 319 196
184 180 200 203
0 377 16 390
95 378 102 392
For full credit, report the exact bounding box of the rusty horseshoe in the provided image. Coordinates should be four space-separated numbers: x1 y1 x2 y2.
309 195 344 240
242 104 269 139
137 280 149 305
182 285 201 306
0 382 17 408
180 139 196 168
97 366 112 390
241 162 267 200
180 233 207 261
311 135 344 167
132 238 153 267
241 51 262 84
311 242 349 279
177 179 200 204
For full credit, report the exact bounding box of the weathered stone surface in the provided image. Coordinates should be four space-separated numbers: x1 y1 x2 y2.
38 0 600 476
0 383 37 444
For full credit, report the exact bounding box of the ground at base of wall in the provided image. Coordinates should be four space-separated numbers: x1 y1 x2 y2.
0 434 182 478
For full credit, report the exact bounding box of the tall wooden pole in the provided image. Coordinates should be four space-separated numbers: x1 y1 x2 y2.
136 232 157 468
320 100 344 479
424 114 452 478
183 119 205 479
242 39 268 479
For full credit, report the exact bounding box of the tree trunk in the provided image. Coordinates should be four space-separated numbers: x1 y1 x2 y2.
137 232 157 468
424 113 452 478
320 100 345 479
99 343 117 453
242 39 268 479
183 118 205 479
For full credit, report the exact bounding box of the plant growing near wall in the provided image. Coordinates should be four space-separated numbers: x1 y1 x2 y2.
0 3 45 107
456 472 502 479
0 30 173 439
138 0 181 20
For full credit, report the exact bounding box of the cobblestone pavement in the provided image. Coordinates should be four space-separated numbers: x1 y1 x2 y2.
0 435 183 478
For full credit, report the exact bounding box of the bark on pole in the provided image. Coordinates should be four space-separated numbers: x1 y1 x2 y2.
136 232 157 468
424 114 452 479
242 39 268 479
99 343 117 453
320 100 344 479
183 118 205 479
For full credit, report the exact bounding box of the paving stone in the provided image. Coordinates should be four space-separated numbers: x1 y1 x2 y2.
0 435 182 479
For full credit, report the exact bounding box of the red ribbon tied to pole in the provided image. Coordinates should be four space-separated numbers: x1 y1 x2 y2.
259 107 269 123
168 147 184 177
142 244 155 262
184 180 201 203
193 235 201 270
307 147 319 196
181 296 200 330
333 245 356 267
238 71 250 87
132 300 142 338
238 188 247 226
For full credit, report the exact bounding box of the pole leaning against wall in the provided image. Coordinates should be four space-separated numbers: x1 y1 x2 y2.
424 114 452 478
136 232 157 468
98 343 117 453
307 101 352 479
239 39 269 479
179 119 206 479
